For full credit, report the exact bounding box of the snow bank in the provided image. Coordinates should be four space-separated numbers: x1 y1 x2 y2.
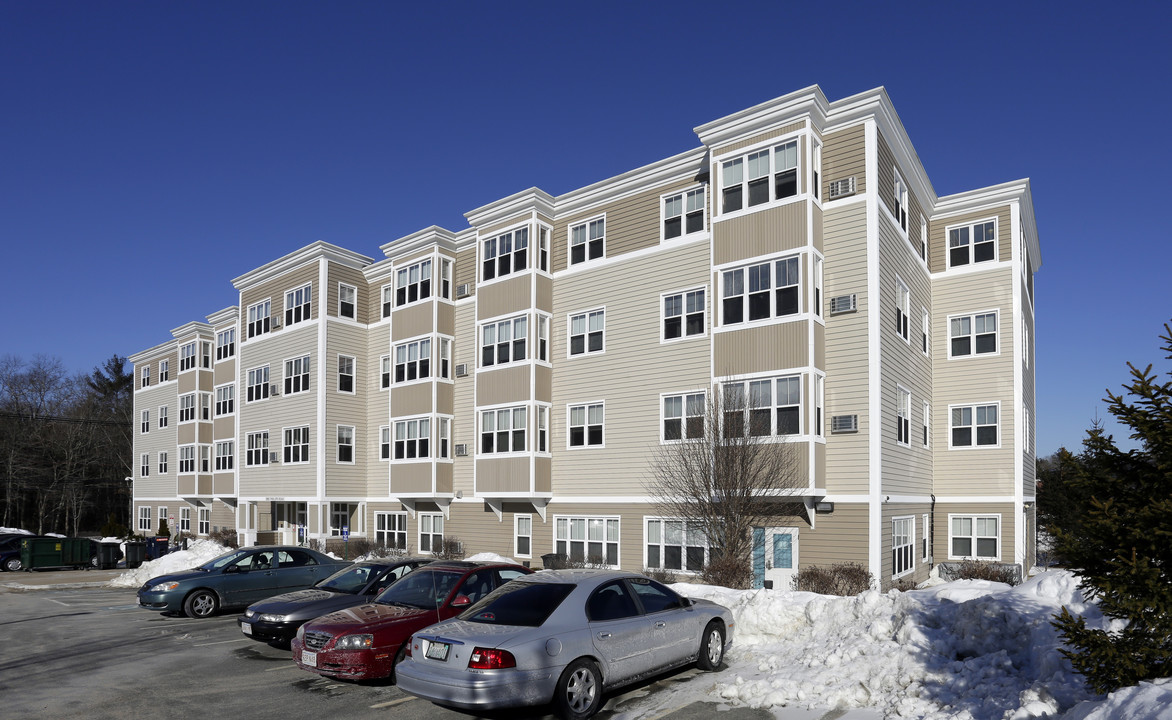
464 551 521 565
106 539 229 588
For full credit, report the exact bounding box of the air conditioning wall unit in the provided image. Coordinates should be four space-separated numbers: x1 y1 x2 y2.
454 443 469 457
456 284 471 298
268 452 280 463
828 176 857 199
270 385 281 396
830 294 858 315
454 363 469 378
831 415 859 434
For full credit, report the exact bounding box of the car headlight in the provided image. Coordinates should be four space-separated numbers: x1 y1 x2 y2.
259 613 286 623
296 624 306 640
149 581 180 592
334 634 373 650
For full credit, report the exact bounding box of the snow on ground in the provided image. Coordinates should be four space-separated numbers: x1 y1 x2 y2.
106 539 230 587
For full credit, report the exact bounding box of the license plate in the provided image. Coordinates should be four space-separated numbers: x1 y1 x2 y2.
303 651 317 667
425 641 450 661
241 622 253 635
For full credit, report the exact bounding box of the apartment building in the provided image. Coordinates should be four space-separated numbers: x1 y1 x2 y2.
129 85 1039 590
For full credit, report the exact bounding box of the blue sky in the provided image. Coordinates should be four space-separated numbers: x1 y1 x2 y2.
2 1 1169 456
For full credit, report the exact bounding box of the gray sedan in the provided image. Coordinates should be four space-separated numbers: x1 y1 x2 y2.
396 569 734 720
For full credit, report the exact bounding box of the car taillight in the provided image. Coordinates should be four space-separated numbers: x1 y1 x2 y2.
404 640 412 657
467 647 515 669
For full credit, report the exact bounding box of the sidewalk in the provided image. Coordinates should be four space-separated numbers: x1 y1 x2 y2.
0 567 128 590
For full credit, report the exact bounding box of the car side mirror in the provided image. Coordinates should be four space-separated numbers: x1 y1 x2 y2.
224 565 239 574
451 594 471 608
681 597 693 607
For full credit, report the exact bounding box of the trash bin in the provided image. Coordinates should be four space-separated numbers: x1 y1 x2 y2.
541 552 569 570
125 541 146 569
144 536 170 560
95 541 121 570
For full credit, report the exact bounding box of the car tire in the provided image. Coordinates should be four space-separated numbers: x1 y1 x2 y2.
697 621 725 671
4 557 22 572
390 641 408 682
183 589 218 618
553 658 603 720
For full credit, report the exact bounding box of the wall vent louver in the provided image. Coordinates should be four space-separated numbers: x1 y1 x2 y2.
456 284 471 298
831 415 859 434
454 363 469 378
454 443 469 457
828 176 857 198
829 294 857 315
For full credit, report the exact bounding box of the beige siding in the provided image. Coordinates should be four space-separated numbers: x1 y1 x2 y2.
390 463 433 495
822 124 867 199
391 382 435 418
454 246 477 299
935 502 1016 565
452 303 476 497
325 322 367 497
240 262 318 328
930 205 1013 273
799 503 869 567
365 323 390 493
391 302 434 341
713 201 808 265
713 121 806 156
475 457 531 494
366 272 391 325
476 365 530 407
713 322 809 376
327 262 367 319
477 275 532 320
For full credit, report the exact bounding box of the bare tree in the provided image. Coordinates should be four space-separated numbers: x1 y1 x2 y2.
648 381 804 588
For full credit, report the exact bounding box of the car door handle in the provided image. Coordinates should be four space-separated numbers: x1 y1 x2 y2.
597 632 611 639
654 622 666 628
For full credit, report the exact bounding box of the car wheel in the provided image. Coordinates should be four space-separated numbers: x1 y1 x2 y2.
390 641 408 682
553 658 603 720
4 557 22 572
183 590 218 618
697 621 725 671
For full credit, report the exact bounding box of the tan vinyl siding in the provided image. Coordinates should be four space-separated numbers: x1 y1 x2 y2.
936 502 1016 565
212 416 234 439
798 503 868 567
435 462 452 495
713 201 808 266
454 246 476 298
475 457 531 494
881 504 934 589
476 365 530 407
713 121 806 157
213 359 235 387
713 321 809 376
240 262 318 329
391 382 435 418
391 302 434 341
822 124 866 199
177 424 196 445
366 272 392 325
178 371 199 395
452 303 476 496
930 205 1013 273
326 322 367 496
812 203 823 254
327 263 367 319
390 463 433 495
546 502 653 571
213 473 234 496
365 322 390 490
477 275 532 320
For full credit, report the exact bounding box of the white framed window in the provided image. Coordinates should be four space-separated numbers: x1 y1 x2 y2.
922 513 931 561
568 402 604 448
922 401 931 448
158 405 168 428
569 216 605 265
380 355 391 389
338 355 355 393
814 256 823 318
895 278 910 342
812 141 821 201
663 288 705 341
1024 406 1033 455
436 417 451 459
662 187 706 240
949 311 998 357
645 518 706 573
481 407 526 454
215 440 234 471
948 218 997 268
419 512 444 554
950 403 999 448
138 506 151 532
246 431 269 467
949 514 1000 560
394 418 430 459
514 514 532 557
536 314 550 362
375 512 408 550
396 258 432 306
330 503 356 536
536 406 549 454
179 342 196 372
216 328 235 360
394 339 430 382
722 376 801 437
338 283 356 319
482 226 529 281
555 516 619 567
178 445 195 474
179 393 195 423
379 426 390 461
158 451 167 474
141 410 150 434
719 138 798 214
568 309 604 356
921 308 930 356
200 392 211 421
198 507 210 535
721 256 800 325
215 384 234 416
283 426 310 464
158 506 168 528
141 366 150 388
440 257 453 299
381 285 393 318
247 299 271 338
246 365 270 402
140 453 150 477
662 392 704 441
892 516 915 578
538 227 550 273
180 507 191 532
336 425 354 463
893 170 909 232
200 445 210 473
1023 321 1031 369
897 385 911 446
284 355 310 395
285 283 312 326
159 360 169 382
919 216 928 260
438 338 452 379
481 316 527 367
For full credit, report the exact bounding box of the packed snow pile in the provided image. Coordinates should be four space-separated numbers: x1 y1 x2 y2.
107 539 229 588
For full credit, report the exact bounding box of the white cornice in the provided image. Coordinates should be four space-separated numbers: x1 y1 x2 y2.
936 178 1041 270
128 340 176 364
205 307 238 326
551 147 708 219
693 85 829 148
231 241 373 290
377 226 476 264
464 188 556 230
170 321 213 340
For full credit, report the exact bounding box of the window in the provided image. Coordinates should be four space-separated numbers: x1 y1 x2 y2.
646 519 706 572
893 171 908 232
893 517 914 577
179 342 196 371
246 431 269 467
178 445 195 473
538 227 550 272
396 259 431 306
950 403 999 448
419 513 443 553
141 410 150 434
948 219 997 267
895 278 910 342
950 515 999 560
922 308 930 356
200 392 211 421
138 506 151 532
721 256 800 325
720 139 798 214
438 338 451 379
215 384 234 416
556 516 619 566
215 441 234 471
198 507 209 535
437 417 450 459
338 283 356 319
247 299 271 338
1023 322 1030 369
919 216 928 260
897 386 911 446
141 453 150 477
949 312 998 357
812 142 821 201
1024 406 1033 455
922 513 931 560
284 355 310 395
663 289 705 340
394 418 430 459
200 445 210 472
285 284 311 326
180 507 190 532
338 355 355 393
337 426 354 463
483 226 528 281
663 392 704 441
536 406 549 453
723 376 801 437
922 401 931 448
381 285 393 318
158 405 168 428
663 187 706 240
482 316 527 367
284 426 310 464
569 217 605 265
515 515 532 557
216 328 235 360
569 309 604 356
159 360 169 382
440 258 453 299
375 512 407 550
141 366 150 388
537 316 549 362
158 451 167 474
569 403 603 447
394 339 430 382
379 426 390 460
201 341 213 369
179 393 195 423
814 257 823 318
247 366 270 402
481 407 526 454
380 356 391 389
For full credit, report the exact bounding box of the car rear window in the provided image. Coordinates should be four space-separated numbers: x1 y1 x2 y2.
463 582 574 627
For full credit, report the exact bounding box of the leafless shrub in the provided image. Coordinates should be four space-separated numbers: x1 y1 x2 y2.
208 527 239 549
954 558 1020 586
791 563 874 596
642 566 680 584
433 537 466 561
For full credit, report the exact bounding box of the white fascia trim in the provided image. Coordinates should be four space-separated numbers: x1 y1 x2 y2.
232 241 373 290
316 259 328 501
1011 200 1026 570
554 231 707 280
932 496 1019 504
694 85 828 148
865 117 883 584
378 225 465 260
464 188 556 229
170 321 213 340
553 147 709 220
205 306 239 326
882 495 936 504
935 180 1041 270
129 340 178 365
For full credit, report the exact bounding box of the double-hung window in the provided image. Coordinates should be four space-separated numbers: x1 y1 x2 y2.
247 366 269 402
569 217 605 265
338 283 356 319
396 259 432 306
720 139 798 214
284 355 310 395
568 403 603 447
663 392 704 441
949 312 998 357
198 508 209 535
922 308 930 356
338 355 355 393
722 256 800 325
950 403 998 448
723 376 801 437
663 289 705 340
285 284 311 326
556 516 619 566
141 410 150 434
381 286 394 318
419 513 444 554
200 445 211 472
284 426 310 464
158 451 167 474
138 507 151 532
922 401 931 448
897 386 911 446
569 309 604 356
483 226 528 280
948 219 997 267
514 515 532 557
200 392 211 420
180 507 190 532
646 519 706 572
893 171 909 232
246 431 269 467
215 385 234 416
375 512 408 550
215 441 234 471
379 426 391 460
663 187 706 240
216 328 235 360
247 299 271 338
481 407 526 454
380 356 391 389
179 342 196 371
893 517 914 577
179 393 195 423
394 418 430 459
895 279 910 342
482 316 527 367
178 445 195 474
159 360 169 382
950 515 999 560
141 366 150 388
394 339 430 382
141 453 150 477
337 426 354 463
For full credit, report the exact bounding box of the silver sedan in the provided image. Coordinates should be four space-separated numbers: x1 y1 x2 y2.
395 569 733 720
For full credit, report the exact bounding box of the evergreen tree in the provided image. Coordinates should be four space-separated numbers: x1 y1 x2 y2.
1036 446 1096 566
1052 322 1172 693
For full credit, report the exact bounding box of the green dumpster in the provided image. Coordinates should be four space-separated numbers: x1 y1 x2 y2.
20 537 91 570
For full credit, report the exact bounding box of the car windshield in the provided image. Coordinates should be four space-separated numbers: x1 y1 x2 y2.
462 582 575 627
375 569 461 609
200 549 254 570
317 565 378 594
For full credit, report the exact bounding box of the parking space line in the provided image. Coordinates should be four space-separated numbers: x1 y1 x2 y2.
369 697 415 709
193 638 250 646
264 664 301 672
